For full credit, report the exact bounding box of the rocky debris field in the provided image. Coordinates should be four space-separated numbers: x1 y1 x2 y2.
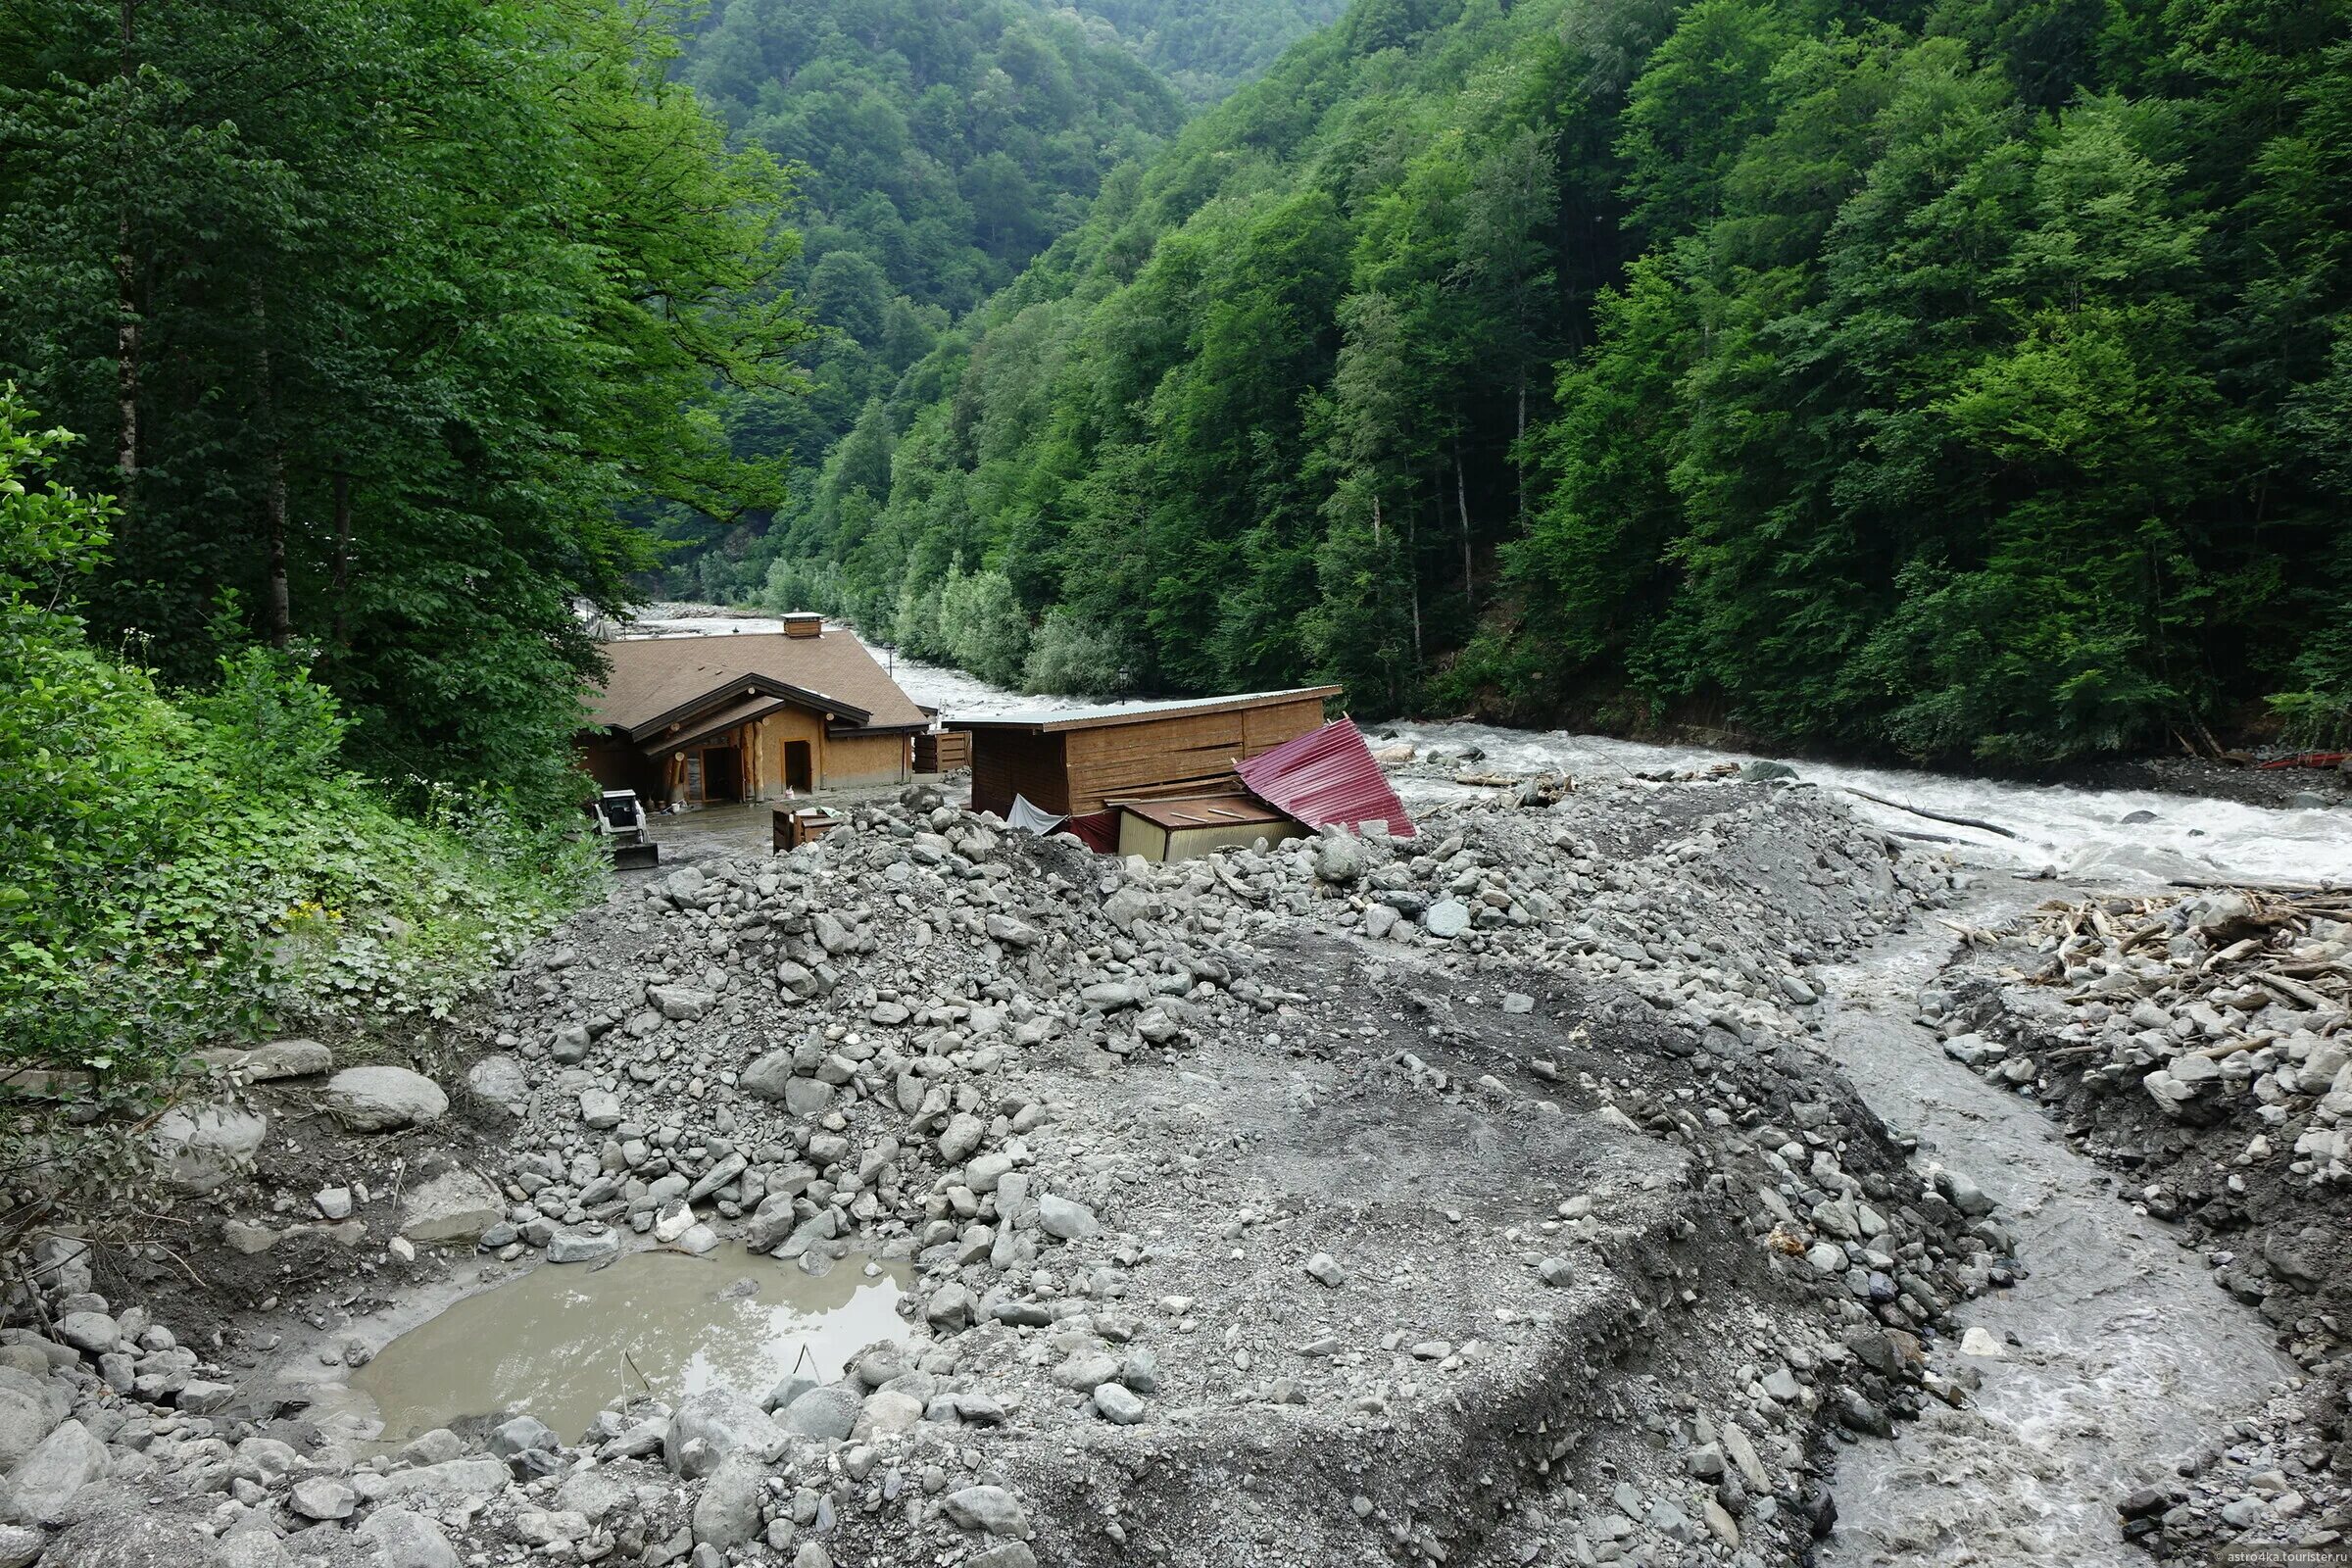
1926 884 2352 1557
0 778 2048 1568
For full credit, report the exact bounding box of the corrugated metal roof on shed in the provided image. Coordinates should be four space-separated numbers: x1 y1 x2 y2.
1236 719 1414 838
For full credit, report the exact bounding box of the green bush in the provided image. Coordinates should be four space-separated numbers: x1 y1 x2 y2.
937 565 1030 687
0 389 598 1077
1021 609 1135 698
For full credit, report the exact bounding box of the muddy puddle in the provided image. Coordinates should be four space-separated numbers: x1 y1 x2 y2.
351 1244 908 1445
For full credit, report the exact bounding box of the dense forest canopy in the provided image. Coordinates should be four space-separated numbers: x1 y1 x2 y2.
0 0 803 807
704 0 2352 762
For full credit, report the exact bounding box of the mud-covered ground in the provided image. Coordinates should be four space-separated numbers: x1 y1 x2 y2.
1 768 2332 1568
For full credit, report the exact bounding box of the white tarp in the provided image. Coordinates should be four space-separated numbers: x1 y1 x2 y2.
1006 794 1067 835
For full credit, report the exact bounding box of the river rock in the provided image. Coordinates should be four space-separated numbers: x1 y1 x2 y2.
738 1050 797 1100
650 984 714 1021
356 1508 461 1568
0 1383 57 1473
692 1453 765 1547
1422 900 1470 939
665 1389 788 1473
150 1102 268 1193
1092 1383 1146 1424
1312 835 1367 884
852 1390 924 1440
466 1054 529 1116
239 1038 333 1081
43 1497 223 1568
288 1476 357 1521
1037 1194 1098 1241
777 1384 860 1442
941 1485 1031 1538
53 1311 118 1356
4 1418 109 1526
322 1066 448 1131
372 1457 513 1504
547 1225 619 1263
0 1524 43 1568
401 1168 505 1243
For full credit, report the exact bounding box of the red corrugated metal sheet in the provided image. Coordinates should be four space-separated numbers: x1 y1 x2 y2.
1235 720 1414 838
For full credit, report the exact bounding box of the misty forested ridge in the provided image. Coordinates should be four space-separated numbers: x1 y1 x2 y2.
684 0 2352 766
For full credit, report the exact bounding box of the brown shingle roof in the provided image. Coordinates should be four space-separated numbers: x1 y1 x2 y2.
589 631 929 737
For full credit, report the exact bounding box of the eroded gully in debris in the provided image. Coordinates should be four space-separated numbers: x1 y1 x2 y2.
1814 879 2299 1566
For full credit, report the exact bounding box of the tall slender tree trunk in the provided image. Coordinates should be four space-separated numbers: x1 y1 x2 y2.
253 283 292 646
1454 452 1474 609
1515 380 1527 523
1408 488 1423 661
114 0 138 494
1370 492 1382 546
330 468 352 648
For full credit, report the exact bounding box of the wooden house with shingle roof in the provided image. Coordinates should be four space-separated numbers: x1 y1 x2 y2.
578 614 924 804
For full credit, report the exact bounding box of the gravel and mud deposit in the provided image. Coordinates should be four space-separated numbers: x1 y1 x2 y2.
2 761 2340 1568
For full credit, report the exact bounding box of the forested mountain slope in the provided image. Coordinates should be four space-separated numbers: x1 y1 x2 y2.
1051 0 1352 102
666 0 1187 572
735 0 2352 762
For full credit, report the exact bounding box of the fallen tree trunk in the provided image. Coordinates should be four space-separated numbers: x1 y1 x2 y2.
1838 786 2021 840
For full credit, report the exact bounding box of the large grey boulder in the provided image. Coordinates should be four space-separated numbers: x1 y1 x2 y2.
1421 900 1471 939
690 1453 764 1547
648 984 713 1021
356 1509 461 1568
941 1486 1031 1539
321 1066 447 1132
738 1051 797 1101
150 1103 268 1193
239 1039 333 1081
4 1417 109 1526
0 1524 45 1568
465 1054 529 1116
42 1496 223 1568
1312 834 1367 884
400 1168 504 1243
663 1389 787 1475
775 1384 859 1442
547 1226 619 1264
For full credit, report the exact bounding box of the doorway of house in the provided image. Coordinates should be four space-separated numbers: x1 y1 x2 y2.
783 740 813 793
691 746 743 803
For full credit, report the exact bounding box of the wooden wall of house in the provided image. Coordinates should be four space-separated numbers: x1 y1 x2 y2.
753 707 828 798
824 731 911 788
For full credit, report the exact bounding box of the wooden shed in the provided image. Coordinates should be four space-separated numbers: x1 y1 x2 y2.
579 623 927 806
961 686 1341 820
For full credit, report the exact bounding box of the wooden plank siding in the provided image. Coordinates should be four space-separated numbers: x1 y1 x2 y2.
915 730 971 772
968 691 1332 818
